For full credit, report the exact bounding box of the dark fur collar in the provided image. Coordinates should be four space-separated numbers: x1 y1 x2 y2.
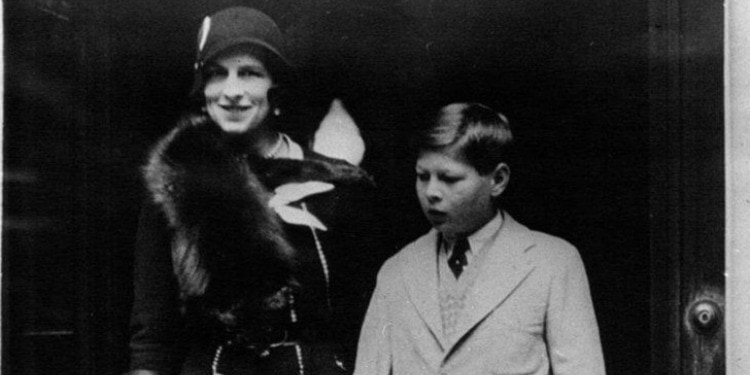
143 114 371 324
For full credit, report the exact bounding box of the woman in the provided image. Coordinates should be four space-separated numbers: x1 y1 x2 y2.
129 7 382 375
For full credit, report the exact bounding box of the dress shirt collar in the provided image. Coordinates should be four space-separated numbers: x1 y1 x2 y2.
442 210 504 258
268 133 304 160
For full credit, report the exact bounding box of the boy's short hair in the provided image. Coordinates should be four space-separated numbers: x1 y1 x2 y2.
415 102 513 175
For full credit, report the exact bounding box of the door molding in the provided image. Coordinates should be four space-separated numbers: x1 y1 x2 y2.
725 1 750 374
649 0 725 373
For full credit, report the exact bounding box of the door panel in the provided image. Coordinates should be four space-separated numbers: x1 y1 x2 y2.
649 0 725 373
2 0 726 374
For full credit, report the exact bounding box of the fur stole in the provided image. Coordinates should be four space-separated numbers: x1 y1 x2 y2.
143 114 372 330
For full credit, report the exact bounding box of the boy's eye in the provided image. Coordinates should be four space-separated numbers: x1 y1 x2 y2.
416 172 429 182
441 175 461 184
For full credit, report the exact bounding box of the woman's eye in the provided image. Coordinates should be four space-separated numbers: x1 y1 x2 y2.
203 67 226 80
238 68 263 78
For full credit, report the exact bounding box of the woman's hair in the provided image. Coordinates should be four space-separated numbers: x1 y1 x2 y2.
414 102 514 175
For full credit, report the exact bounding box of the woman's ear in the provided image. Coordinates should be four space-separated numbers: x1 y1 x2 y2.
267 85 287 112
490 163 511 198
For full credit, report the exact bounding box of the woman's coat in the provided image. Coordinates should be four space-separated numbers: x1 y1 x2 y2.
130 114 386 374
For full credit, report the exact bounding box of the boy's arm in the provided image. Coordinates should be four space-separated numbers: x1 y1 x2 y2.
354 272 393 375
545 248 606 375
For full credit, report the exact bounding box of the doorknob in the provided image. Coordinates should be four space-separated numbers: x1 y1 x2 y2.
687 299 722 335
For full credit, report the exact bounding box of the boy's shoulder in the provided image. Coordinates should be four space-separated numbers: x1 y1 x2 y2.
376 229 437 279
526 229 577 252
512 219 586 272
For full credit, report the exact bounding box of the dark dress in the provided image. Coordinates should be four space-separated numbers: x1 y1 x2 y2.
129 114 386 375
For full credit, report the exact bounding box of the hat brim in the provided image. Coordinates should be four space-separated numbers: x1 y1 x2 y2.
201 37 292 69
191 38 294 99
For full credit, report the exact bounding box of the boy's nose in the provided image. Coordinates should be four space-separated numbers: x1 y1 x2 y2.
424 181 442 202
426 194 441 205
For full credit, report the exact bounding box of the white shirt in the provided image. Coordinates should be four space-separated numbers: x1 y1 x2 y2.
438 211 505 277
437 211 505 339
268 133 304 160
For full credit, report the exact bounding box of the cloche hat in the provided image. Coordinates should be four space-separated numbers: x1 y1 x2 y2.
191 7 292 95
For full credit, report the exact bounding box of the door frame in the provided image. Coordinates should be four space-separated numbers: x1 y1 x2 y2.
649 0 725 373
725 1 750 374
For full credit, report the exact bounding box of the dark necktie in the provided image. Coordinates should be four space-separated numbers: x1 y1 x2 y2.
448 237 470 279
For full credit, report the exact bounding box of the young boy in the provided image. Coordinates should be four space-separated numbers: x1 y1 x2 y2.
354 103 606 375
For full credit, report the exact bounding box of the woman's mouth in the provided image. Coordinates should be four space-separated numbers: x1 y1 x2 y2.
220 104 251 113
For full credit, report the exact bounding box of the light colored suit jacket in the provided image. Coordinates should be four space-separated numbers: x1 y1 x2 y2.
354 213 605 375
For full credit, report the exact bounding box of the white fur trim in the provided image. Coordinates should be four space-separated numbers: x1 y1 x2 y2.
313 99 365 165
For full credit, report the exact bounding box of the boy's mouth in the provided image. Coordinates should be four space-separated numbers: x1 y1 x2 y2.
426 209 447 222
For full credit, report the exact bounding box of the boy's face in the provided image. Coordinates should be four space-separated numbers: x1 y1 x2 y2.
415 150 505 238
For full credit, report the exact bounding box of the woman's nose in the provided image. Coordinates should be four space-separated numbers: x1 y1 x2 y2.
221 76 244 100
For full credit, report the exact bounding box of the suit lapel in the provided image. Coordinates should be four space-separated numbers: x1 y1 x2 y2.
402 230 450 350
448 214 536 353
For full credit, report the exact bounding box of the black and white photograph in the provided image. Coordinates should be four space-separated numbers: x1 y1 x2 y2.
3 0 750 374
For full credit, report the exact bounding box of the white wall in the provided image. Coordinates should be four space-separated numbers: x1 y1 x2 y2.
725 1 750 373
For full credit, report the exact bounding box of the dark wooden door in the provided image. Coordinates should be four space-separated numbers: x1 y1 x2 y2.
2 0 727 374
649 0 725 373
3 1 137 374
3 2 83 374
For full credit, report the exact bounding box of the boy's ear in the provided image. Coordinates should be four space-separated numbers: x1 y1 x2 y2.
490 163 511 198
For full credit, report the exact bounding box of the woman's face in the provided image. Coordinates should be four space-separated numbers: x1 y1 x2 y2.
203 52 274 134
